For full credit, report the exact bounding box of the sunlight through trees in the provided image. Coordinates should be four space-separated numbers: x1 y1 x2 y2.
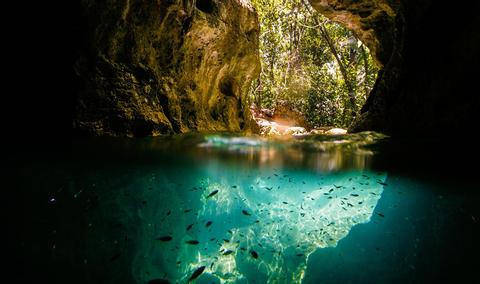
250 0 379 128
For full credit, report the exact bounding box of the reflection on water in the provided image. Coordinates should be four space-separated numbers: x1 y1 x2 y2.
17 132 395 283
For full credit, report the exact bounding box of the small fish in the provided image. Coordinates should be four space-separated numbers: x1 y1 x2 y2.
265 187 273 191
110 253 121 262
176 261 182 264
350 194 359 197
240 247 246 251
282 201 288 204
376 213 385 217
186 224 194 231
227 229 233 234
148 279 171 284
185 240 200 245
166 210 171 216
232 185 238 188
188 266 206 282
184 209 192 213
334 184 342 188
296 253 304 257
156 236 173 242
223 250 234 255
242 210 251 216
205 221 213 227
329 188 334 193
250 250 259 259
377 181 388 186
223 239 230 243
207 190 219 198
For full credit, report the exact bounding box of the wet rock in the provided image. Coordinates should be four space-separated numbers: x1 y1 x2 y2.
74 0 260 136
309 0 480 136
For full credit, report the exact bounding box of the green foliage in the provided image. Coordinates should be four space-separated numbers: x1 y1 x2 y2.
250 0 379 128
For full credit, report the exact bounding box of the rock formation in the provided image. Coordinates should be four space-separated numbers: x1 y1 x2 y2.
309 0 480 136
73 0 260 136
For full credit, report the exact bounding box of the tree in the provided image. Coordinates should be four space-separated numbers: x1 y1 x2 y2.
250 0 379 128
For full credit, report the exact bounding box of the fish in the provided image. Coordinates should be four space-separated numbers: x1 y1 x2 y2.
334 184 342 188
166 210 171 216
350 194 359 197
188 266 206 282
377 181 388 186
110 253 121 262
186 224 194 231
205 221 213 227
148 279 171 284
250 250 259 259
376 213 385 217
185 240 200 245
296 253 304 257
223 250 234 255
207 190 219 198
223 239 230 243
156 236 173 242
282 201 288 204
265 187 273 191
184 209 192 213
232 185 238 188
242 210 251 216
329 188 334 193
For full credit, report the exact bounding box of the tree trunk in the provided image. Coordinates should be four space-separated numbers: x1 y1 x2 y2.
301 0 357 117
360 44 369 98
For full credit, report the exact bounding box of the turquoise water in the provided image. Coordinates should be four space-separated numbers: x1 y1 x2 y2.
14 133 479 283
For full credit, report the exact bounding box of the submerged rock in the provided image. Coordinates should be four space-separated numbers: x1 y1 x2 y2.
73 0 260 136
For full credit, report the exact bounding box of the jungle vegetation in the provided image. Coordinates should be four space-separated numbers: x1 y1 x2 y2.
249 0 379 128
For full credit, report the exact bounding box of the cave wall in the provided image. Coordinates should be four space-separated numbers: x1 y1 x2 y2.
310 0 480 136
73 0 260 136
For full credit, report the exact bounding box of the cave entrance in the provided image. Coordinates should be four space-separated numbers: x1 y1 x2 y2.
248 0 379 135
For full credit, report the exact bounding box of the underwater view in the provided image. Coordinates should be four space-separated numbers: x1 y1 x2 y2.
14 133 480 283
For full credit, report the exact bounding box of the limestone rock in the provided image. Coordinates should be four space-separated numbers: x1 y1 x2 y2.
309 0 480 136
73 0 260 136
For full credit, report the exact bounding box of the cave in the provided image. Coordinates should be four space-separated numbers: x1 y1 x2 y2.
8 0 480 284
